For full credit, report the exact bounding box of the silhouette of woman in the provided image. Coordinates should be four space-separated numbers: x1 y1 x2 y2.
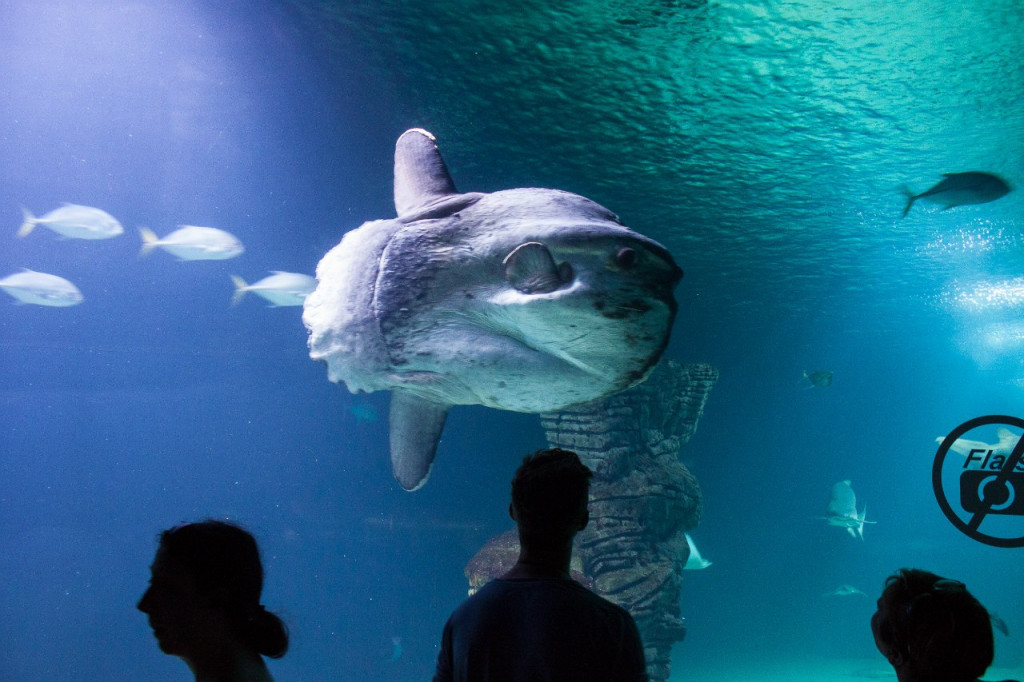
139 520 288 682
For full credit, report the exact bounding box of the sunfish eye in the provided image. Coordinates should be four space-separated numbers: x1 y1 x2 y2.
615 247 637 268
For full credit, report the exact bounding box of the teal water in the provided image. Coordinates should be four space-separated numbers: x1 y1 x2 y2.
1 1 1022 680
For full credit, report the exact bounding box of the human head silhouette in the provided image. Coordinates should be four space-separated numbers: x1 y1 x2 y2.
138 520 288 672
510 448 592 547
871 568 993 682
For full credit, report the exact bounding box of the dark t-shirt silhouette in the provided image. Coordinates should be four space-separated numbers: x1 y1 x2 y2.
433 576 648 682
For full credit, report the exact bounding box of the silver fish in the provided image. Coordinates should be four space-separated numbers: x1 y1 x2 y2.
801 369 833 388
230 272 316 307
139 225 244 260
0 269 83 307
902 171 1011 217
18 203 124 240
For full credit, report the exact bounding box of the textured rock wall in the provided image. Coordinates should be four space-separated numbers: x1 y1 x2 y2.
540 360 718 682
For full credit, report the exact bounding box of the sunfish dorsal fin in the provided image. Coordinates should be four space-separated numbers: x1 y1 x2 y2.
389 390 450 491
394 129 458 218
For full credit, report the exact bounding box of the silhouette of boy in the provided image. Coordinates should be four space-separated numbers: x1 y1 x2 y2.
871 568 1019 682
433 448 648 682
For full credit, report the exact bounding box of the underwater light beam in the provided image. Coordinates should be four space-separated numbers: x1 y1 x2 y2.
954 278 1024 312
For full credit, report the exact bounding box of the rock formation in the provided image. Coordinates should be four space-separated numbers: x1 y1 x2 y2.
540 360 717 682
462 360 717 681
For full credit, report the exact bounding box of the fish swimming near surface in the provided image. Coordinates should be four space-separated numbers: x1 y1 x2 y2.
303 129 682 491
800 369 833 388
230 271 316 307
901 171 1011 218
0 269 84 307
935 427 1021 459
823 584 867 597
683 532 712 570
18 203 124 240
819 480 876 540
139 225 244 260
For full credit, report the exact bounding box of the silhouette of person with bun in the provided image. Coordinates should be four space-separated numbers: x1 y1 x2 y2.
138 520 288 682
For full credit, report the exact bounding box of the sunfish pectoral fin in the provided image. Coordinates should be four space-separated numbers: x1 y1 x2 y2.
393 128 458 218
503 242 571 294
388 391 450 491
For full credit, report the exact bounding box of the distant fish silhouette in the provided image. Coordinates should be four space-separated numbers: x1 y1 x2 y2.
902 171 1011 218
18 203 124 240
989 611 1009 637
390 636 403 661
683 533 712 570
800 369 833 388
823 584 867 597
819 480 876 540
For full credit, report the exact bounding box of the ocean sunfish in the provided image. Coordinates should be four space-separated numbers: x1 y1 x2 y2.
902 171 1011 218
304 129 682 490
18 203 124 240
0 269 84 307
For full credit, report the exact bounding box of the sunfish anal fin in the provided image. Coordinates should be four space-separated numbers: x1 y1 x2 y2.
394 129 458 218
389 391 450 491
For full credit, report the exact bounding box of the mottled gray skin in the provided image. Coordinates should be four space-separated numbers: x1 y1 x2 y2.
902 171 1011 217
304 129 681 490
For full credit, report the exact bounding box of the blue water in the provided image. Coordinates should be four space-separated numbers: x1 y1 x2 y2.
1 1 1022 680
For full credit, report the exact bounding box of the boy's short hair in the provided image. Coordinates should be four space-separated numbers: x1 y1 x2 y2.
876 568 993 682
510 448 592 539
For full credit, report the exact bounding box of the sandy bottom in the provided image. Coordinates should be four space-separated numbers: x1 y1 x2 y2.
668 656 1024 682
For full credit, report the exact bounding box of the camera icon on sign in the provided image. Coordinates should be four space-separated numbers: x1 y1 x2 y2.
960 470 1024 516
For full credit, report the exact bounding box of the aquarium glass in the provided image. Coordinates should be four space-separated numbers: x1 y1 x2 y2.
1 1 1022 680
